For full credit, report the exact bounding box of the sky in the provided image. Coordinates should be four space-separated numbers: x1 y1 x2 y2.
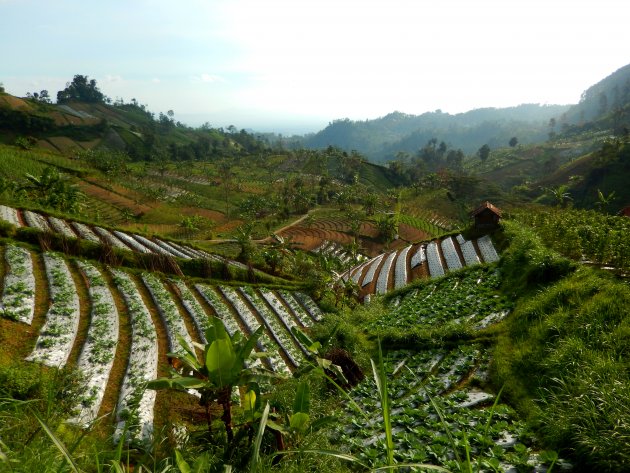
1 0 628 134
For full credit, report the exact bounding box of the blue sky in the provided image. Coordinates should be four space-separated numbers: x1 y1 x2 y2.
1 0 629 134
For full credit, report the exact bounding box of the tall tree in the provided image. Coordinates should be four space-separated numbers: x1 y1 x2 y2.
477 144 490 162
26 90 51 103
57 75 105 103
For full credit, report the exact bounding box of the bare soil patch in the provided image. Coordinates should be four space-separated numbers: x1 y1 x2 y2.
78 180 153 215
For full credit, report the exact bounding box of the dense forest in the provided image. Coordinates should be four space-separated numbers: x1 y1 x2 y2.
291 104 569 161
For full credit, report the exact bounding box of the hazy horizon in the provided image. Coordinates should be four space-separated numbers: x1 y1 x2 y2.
2 0 628 134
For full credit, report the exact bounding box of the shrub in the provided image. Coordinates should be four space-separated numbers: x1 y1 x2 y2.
0 364 44 399
499 220 576 293
0 220 15 238
15 136 36 150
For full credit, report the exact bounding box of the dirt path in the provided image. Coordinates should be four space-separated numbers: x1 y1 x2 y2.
256 211 312 244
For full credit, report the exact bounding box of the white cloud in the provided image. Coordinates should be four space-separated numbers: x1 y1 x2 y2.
105 74 123 83
191 73 225 84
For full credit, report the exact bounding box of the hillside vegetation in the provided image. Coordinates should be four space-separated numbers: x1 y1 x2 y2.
0 70 629 473
295 105 569 161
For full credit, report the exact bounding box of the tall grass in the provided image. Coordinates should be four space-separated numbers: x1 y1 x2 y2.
0 146 50 180
493 239 630 471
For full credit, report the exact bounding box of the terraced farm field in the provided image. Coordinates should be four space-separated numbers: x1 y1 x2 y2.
311 240 369 267
0 244 322 444
337 265 566 471
342 233 500 299
0 205 255 273
278 218 432 257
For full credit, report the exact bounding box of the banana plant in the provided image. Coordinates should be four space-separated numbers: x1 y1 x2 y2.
148 317 280 442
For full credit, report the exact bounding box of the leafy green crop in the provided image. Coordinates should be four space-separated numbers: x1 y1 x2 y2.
369 265 512 332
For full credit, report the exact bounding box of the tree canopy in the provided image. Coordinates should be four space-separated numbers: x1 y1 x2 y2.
56 75 105 103
477 144 491 161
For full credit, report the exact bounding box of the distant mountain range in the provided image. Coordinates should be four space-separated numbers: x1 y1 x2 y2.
287 63 630 162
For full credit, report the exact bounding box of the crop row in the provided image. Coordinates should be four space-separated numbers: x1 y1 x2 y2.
342 233 501 297
71 261 119 427
375 251 397 295
0 246 323 444
311 240 367 266
333 345 555 470
0 245 35 323
27 252 81 367
369 265 513 331
0 205 224 263
111 269 159 444
393 245 412 290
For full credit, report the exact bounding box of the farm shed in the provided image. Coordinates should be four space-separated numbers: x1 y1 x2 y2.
471 201 502 230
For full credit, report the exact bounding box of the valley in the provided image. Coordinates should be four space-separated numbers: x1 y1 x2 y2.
0 65 629 473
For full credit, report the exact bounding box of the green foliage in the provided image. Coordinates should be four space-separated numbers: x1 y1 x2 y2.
514 207 630 272
0 362 53 400
14 136 37 150
369 265 512 338
477 144 490 162
0 364 90 471
330 344 540 471
492 267 630 471
56 74 105 103
371 342 394 466
22 167 83 214
498 220 576 293
148 319 279 446
76 148 130 176
373 212 398 243
0 220 14 238
0 107 55 133
299 105 567 160
542 184 572 208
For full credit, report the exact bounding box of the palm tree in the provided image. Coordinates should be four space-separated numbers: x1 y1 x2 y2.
545 185 573 208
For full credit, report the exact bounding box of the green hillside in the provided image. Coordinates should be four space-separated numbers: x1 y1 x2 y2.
0 80 262 160
1 69 630 473
296 104 570 161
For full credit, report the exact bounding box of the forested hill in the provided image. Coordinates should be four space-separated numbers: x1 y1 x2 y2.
0 75 267 160
562 63 630 128
295 104 570 162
